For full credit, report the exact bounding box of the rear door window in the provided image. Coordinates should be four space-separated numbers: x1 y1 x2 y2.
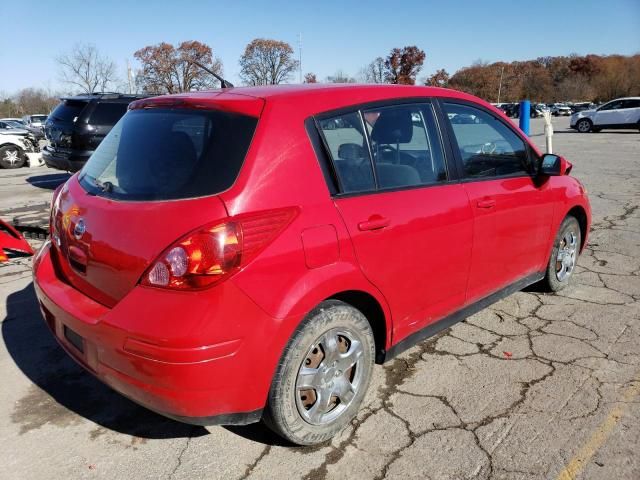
89 102 129 125
621 99 640 109
317 103 447 194
79 108 258 201
362 103 447 188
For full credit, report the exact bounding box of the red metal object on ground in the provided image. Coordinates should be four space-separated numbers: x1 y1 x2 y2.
0 219 34 261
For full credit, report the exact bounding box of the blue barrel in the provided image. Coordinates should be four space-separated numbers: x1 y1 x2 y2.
519 100 530 136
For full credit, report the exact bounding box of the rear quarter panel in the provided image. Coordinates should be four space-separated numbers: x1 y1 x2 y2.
220 98 394 348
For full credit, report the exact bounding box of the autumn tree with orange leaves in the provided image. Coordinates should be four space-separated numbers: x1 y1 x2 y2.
384 46 426 85
426 69 450 88
449 54 640 102
134 41 223 94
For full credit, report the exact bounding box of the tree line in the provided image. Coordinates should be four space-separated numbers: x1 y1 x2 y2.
2 39 638 118
445 54 640 103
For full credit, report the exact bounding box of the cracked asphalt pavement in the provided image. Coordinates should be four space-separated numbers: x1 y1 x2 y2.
1 118 638 479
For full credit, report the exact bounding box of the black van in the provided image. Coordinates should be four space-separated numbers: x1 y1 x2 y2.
43 93 147 172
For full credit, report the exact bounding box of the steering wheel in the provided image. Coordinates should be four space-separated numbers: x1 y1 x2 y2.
378 144 399 164
480 142 497 155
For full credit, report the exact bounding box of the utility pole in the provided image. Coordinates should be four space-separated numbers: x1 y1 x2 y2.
298 33 303 83
127 59 133 94
497 65 504 104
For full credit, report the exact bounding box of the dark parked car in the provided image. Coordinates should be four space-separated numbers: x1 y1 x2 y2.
500 103 542 118
570 102 595 114
500 103 518 117
43 93 147 171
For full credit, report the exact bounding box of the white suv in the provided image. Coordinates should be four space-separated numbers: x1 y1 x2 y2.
570 97 640 133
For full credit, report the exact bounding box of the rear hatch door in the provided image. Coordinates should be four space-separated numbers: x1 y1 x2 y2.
45 99 90 149
51 95 263 307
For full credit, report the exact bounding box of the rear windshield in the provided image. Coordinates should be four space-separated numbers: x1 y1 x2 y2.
89 102 129 125
78 108 258 201
49 100 88 122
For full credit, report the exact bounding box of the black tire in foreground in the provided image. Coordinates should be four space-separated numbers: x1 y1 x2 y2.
264 300 375 445
542 216 582 292
0 145 26 169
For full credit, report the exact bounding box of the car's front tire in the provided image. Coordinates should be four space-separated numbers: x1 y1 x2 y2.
576 119 593 133
542 216 581 292
263 300 375 446
0 145 26 169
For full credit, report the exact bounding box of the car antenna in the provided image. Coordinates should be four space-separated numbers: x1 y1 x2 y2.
190 60 234 88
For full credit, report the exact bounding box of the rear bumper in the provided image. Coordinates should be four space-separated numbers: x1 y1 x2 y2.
42 147 91 172
32 242 285 425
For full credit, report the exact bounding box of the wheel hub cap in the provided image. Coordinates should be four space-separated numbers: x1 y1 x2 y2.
295 329 364 425
556 231 578 281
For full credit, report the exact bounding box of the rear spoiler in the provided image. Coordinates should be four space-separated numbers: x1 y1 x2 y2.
129 93 265 118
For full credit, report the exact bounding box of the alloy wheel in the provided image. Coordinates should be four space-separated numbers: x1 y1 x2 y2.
2 148 20 166
577 120 591 133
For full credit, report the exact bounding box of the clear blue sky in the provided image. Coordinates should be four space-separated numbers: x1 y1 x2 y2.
1 0 638 94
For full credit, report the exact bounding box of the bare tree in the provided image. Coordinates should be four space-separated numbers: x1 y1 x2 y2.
325 70 357 83
360 57 386 83
134 41 223 94
0 88 60 117
57 43 118 93
239 38 299 85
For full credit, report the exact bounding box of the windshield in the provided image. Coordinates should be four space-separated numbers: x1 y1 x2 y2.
31 115 47 122
79 108 258 201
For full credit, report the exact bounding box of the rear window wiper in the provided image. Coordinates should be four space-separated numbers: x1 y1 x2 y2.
93 179 114 193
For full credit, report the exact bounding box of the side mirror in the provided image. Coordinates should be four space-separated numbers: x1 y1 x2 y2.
539 154 572 176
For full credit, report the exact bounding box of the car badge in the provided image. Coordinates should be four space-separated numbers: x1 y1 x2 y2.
73 219 86 240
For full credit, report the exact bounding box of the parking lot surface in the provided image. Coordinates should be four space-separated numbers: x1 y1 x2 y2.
1 117 638 479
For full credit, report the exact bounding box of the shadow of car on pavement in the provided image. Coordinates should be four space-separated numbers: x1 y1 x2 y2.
2 282 207 440
2 282 293 445
26 173 71 191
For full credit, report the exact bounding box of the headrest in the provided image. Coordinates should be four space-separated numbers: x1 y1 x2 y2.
338 143 365 161
370 109 413 144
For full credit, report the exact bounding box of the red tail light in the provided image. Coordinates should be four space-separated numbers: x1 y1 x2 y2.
140 208 298 290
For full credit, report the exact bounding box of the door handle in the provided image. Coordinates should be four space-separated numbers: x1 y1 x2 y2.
476 199 496 209
358 215 390 231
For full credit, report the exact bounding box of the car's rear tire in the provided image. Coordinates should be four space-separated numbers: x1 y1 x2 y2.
0 145 26 169
576 119 592 133
263 300 375 446
542 216 581 292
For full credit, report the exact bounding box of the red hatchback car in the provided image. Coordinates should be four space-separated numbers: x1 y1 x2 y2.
33 84 590 445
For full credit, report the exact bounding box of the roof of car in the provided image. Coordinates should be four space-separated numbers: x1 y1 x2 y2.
209 83 462 100
159 83 487 117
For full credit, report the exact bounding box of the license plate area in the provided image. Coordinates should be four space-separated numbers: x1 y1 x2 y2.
64 325 85 353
